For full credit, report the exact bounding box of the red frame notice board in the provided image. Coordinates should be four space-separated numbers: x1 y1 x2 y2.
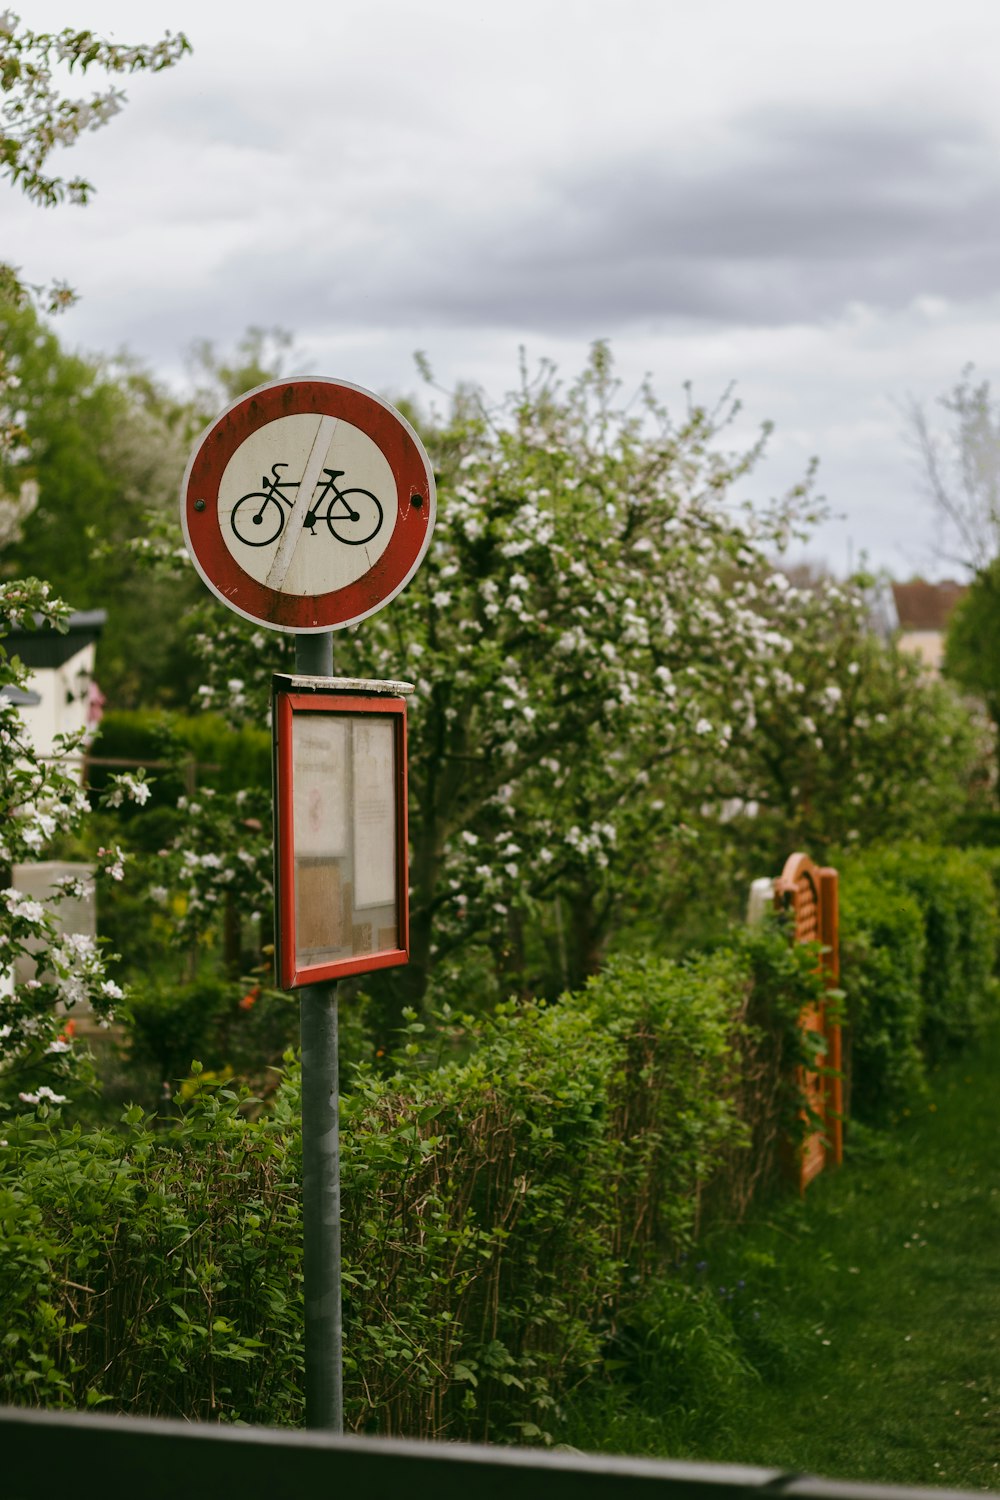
272 684 409 989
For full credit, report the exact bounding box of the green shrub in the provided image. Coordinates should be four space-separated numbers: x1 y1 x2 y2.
0 1085 304 1423
836 844 999 1131
607 1275 755 1427
966 846 1000 957
331 936 813 1438
839 871 926 1124
89 710 271 812
847 845 999 1058
0 930 817 1440
124 974 298 1104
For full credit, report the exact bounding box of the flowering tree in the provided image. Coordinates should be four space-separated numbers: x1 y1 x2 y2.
0 9 189 210
178 353 812 1011
0 578 156 1109
0 340 980 1093
702 570 983 858
1 8 190 449
0 10 189 1108
173 348 985 1040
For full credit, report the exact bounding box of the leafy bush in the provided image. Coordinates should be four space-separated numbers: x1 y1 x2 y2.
839 871 926 1124
847 846 999 1057
967 846 1000 954
605 1275 755 1438
0 1082 303 1423
89 710 271 812
0 930 816 1439
4 856 994 1440
124 973 298 1105
838 845 1000 1125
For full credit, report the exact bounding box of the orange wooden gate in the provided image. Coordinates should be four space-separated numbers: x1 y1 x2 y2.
773 853 843 1192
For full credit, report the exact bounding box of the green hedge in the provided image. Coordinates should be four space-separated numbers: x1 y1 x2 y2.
7 841 993 1439
839 870 926 1123
89 710 271 809
0 929 820 1439
840 844 1000 1123
0 1087 304 1424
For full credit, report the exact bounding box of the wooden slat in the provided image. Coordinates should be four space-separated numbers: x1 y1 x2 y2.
774 853 842 1191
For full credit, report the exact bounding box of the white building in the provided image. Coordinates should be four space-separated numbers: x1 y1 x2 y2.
2 609 106 778
2 610 106 1003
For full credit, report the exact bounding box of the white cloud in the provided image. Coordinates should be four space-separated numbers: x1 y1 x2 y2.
7 0 1000 575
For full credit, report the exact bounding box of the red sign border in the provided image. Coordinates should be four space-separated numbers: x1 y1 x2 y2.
272 687 410 990
181 378 436 633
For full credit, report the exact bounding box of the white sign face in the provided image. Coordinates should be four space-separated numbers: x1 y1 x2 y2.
181 378 436 634
219 414 396 595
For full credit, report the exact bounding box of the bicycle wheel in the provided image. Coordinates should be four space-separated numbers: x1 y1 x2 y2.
327 488 384 547
231 493 285 547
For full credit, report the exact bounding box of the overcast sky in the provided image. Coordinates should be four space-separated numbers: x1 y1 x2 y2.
8 0 1000 578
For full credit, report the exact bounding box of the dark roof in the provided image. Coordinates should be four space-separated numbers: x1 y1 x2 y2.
3 609 107 669
890 580 966 632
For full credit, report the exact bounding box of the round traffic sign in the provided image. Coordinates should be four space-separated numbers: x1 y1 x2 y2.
180 377 436 633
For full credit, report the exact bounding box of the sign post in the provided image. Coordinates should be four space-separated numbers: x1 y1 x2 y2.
181 378 435 1433
294 631 341 1434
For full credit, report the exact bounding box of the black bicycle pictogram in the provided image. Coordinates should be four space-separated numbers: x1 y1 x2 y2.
231 463 384 548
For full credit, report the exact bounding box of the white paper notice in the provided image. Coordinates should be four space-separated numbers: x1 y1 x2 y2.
292 715 348 857
352 718 396 908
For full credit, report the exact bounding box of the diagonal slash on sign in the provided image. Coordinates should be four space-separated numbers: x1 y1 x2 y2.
265 415 339 591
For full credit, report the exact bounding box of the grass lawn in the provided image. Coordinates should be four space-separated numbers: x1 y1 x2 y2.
559 1025 1000 1490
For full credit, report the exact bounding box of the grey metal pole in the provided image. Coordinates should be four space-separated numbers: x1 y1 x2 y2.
295 632 333 678
300 978 343 1432
295 632 343 1433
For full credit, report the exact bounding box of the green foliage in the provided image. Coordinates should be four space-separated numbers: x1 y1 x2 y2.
0 11 190 212
944 559 1000 712
89 710 271 810
944 557 1000 796
597 1272 757 1450
1 854 995 1441
839 871 927 1124
840 845 1000 1122
0 1085 303 1422
966 845 1000 926
123 974 297 1106
0 296 203 707
859 846 999 1054
575 1022 1000 1490
0 928 816 1438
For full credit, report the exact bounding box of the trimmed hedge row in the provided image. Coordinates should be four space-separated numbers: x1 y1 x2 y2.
0 927 821 1438
840 844 1000 1124
2 845 997 1438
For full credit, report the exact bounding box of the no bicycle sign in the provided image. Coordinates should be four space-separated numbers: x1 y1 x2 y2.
180 377 436 633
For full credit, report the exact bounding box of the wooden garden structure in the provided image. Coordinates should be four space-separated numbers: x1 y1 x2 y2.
773 853 843 1192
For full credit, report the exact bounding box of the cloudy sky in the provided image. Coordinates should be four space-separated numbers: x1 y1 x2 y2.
8 0 1000 577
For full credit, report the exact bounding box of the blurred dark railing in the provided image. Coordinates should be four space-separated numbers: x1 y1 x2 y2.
1 1406 975 1500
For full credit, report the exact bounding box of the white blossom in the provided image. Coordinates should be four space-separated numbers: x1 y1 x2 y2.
19 1086 67 1106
